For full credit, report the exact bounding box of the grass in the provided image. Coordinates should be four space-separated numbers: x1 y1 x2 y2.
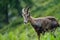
0 0 60 40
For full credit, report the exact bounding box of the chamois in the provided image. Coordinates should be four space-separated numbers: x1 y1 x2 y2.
22 6 60 40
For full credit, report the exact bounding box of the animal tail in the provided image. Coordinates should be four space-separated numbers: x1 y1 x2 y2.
58 23 60 27
59 24 60 27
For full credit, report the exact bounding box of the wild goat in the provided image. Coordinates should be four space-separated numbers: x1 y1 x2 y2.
22 6 60 40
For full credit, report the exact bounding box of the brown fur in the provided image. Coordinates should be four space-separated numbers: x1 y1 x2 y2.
22 6 60 40
28 16 59 40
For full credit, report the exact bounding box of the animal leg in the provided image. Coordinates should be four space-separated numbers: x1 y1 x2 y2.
51 29 56 38
51 31 56 38
37 33 40 40
42 31 45 35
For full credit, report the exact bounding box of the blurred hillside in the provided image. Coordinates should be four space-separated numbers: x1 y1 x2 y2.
0 0 60 40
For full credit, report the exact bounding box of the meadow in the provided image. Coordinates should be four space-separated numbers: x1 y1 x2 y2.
0 0 60 40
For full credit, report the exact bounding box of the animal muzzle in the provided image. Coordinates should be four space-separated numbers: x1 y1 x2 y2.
24 21 27 24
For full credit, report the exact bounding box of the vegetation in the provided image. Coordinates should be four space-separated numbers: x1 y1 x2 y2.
0 0 60 40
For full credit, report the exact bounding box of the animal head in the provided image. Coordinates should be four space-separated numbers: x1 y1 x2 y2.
22 6 30 24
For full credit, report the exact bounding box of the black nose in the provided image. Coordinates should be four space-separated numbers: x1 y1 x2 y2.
24 22 27 24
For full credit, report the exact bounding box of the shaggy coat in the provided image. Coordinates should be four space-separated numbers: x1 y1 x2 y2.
22 6 60 40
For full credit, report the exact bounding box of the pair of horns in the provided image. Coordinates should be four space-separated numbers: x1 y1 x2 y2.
22 6 31 14
24 6 31 12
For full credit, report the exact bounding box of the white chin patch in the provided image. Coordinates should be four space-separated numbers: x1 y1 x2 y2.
24 22 27 24
24 20 27 24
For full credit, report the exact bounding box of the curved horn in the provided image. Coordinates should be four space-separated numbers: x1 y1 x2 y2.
25 6 30 12
22 8 25 14
22 6 31 14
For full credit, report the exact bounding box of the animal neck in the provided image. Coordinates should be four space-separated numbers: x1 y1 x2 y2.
28 16 35 24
